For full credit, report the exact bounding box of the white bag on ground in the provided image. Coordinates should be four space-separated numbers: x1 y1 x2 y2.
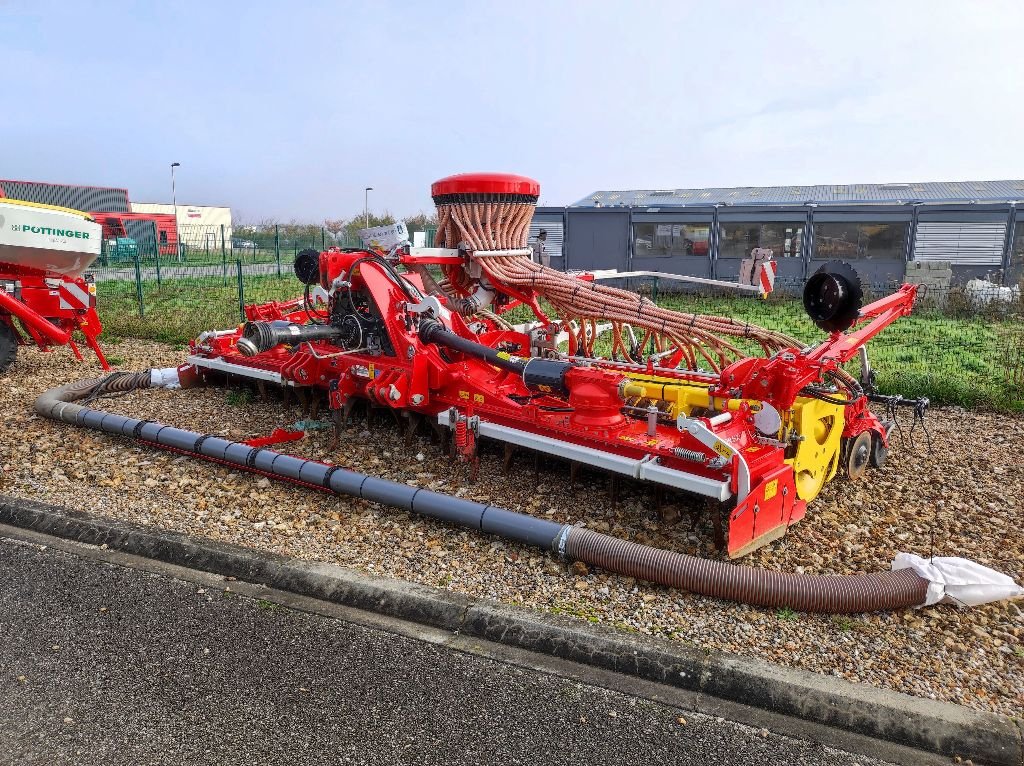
892 553 1024 607
150 367 182 389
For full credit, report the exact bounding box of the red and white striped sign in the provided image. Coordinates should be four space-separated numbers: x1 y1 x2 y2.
58 280 92 311
758 260 778 296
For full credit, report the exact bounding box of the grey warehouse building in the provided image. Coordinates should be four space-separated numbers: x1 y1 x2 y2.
530 180 1024 287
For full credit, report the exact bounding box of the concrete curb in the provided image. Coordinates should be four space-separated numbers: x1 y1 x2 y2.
1 495 1019 766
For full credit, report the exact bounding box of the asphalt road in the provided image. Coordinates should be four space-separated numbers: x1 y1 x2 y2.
0 534 910 766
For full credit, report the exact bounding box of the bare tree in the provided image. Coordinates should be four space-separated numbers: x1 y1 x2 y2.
323 218 347 240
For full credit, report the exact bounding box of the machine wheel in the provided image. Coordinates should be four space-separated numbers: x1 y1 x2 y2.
844 431 872 481
870 433 889 469
0 321 17 373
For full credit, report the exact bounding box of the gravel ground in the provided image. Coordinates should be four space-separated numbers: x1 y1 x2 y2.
1 339 1021 718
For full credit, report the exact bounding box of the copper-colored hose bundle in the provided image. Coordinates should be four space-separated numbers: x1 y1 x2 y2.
480 257 803 370
431 175 803 372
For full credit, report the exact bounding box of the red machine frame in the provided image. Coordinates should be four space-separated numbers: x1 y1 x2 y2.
187 244 918 558
0 263 109 371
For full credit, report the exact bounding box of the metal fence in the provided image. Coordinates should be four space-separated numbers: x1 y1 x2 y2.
97 224 438 272
94 259 296 344
624 276 1023 411
91 260 1023 411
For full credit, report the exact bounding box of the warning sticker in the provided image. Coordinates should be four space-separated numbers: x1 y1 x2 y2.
712 440 732 459
764 479 778 501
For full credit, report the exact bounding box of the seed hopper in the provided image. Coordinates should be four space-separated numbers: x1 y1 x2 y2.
0 198 109 372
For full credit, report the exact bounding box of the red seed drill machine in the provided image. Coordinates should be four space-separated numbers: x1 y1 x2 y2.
41 172 1024 612
181 172 923 558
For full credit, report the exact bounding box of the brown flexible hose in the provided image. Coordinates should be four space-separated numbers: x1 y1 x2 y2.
565 527 929 612
433 200 804 371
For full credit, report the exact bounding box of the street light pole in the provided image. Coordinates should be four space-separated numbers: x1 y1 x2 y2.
171 162 181 261
364 186 373 229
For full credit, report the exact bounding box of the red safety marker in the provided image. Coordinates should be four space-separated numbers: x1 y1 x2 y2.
759 260 778 297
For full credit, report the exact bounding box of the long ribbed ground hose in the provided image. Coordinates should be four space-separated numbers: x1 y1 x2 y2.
35 372 930 613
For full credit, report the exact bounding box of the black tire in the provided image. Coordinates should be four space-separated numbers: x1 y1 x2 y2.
0 321 17 373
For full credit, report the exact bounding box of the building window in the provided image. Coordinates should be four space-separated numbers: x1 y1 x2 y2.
718 222 804 259
159 230 168 245
633 222 710 257
815 222 908 260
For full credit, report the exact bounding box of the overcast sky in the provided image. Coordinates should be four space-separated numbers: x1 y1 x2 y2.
3 1 1023 221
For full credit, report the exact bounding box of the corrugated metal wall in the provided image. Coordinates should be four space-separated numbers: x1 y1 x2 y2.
0 180 130 213
528 219 564 262
913 222 1007 265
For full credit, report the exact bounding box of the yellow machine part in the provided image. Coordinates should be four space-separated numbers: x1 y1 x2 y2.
619 374 758 418
620 372 844 503
784 396 845 502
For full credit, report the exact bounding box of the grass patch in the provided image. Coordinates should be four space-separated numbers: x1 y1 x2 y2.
549 601 602 623
832 615 854 632
776 606 798 621
225 388 254 407
656 292 1021 410
506 289 1021 410
96 272 298 344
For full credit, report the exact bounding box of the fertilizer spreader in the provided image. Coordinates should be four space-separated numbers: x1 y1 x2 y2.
0 198 109 372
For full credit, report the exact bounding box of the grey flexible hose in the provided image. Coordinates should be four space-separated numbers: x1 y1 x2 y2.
35 374 930 613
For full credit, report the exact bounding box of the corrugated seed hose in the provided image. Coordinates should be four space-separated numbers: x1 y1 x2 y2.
34 373 931 614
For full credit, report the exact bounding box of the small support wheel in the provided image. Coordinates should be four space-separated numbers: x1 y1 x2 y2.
0 322 18 373
870 434 889 469
845 431 872 481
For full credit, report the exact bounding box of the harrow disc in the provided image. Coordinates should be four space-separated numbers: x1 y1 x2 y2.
845 431 872 481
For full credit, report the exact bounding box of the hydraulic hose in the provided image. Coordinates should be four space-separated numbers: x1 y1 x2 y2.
34 373 931 613
418 319 526 375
